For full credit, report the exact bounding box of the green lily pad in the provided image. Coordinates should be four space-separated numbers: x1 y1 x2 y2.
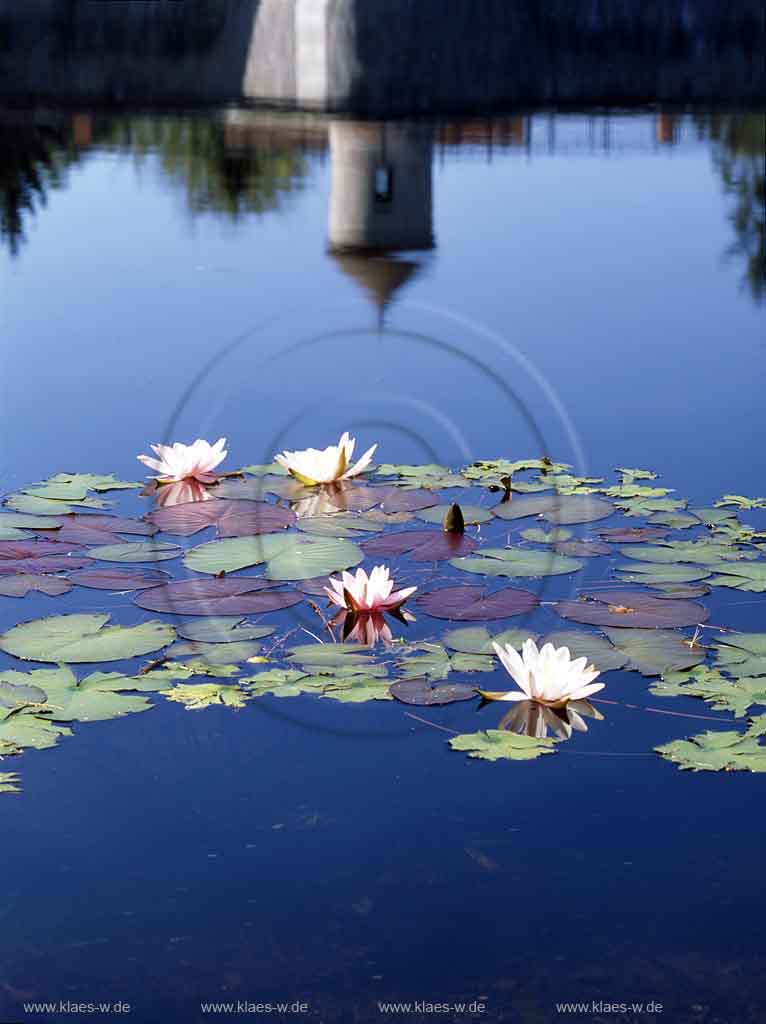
706 562 766 592
519 527 573 543
0 613 175 663
297 513 382 538
656 722 766 772
390 678 476 705
375 464 470 489
169 640 263 664
184 533 364 580
396 643 494 682
451 547 583 578
24 472 141 499
0 512 65 530
286 642 381 670
651 666 766 717
87 541 183 563
0 711 72 753
416 504 493 526
619 540 755 565
442 626 535 655
555 591 708 629
600 627 705 676
0 772 21 793
714 633 766 677
648 511 699 529
714 495 766 510
241 668 314 698
615 497 687 517
615 563 712 585
492 494 613 525
539 631 628 672
0 680 48 709
241 463 289 477
449 729 557 762
688 507 739 527
165 683 250 710
175 617 274 644
6 493 109 515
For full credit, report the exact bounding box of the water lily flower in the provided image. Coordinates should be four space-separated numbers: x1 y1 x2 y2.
497 698 603 741
324 565 416 614
275 432 376 486
482 638 604 706
137 438 227 483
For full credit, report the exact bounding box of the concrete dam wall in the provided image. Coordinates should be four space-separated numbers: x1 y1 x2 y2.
0 0 763 110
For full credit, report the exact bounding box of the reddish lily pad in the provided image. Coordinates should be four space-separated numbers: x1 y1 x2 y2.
596 526 671 543
0 540 82 560
147 499 295 538
554 590 709 629
0 540 90 575
417 585 539 621
69 567 171 591
134 577 303 616
362 530 478 562
0 575 73 598
390 677 477 705
54 514 159 545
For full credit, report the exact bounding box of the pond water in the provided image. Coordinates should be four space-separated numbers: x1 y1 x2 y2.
1 109 765 1023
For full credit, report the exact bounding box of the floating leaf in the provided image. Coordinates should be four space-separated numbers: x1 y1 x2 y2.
362 529 477 562
651 666 766 717
714 495 766 511
297 513 382 538
519 528 573 543
596 527 670 543
24 472 140 499
0 681 47 709
656 723 766 773
706 562 766 592
648 511 699 529
0 539 90 576
148 499 295 538
649 583 711 599
6 493 108 515
539 631 628 672
165 683 249 710
390 678 476 705
241 668 314 697
600 627 705 676
492 494 613 524
175 617 274 643
184 534 364 581
68 567 170 591
134 577 302 616
396 643 493 681
688 507 739 528
0 613 175 663
375 464 470 489
555 591 708 629
0 772 21 793
0 711 72 753
0 511 65 530
553 539 611 557
417 585 539 621
614 497 687 517
416 504 492 526
240 463 288 477
0 575 72 598
449 729 556 761
615 563 712 585
442 626 535 655
619 540 755 565
451 547 582 578
714 634 766 678
86 541 183 563
286 642 381 669
55 514 158 545
169 640 263 664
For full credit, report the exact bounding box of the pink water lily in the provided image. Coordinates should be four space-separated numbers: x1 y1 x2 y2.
137 438 227 483
275 432 376 486
325 565 416 614
153 480 217 507
481 638 604 707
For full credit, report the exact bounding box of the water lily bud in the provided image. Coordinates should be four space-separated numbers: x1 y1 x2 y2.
443 503 465 534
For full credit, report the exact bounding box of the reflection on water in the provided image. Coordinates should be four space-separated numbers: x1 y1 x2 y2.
497 697 604 741
2 109 763 310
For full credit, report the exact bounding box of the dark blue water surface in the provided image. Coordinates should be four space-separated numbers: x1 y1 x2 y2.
1 110 765 1023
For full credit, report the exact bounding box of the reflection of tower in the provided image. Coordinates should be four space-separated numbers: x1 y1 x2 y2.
656 113 677 146
328 121 434 321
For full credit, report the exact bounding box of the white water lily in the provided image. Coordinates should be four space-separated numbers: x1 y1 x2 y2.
275 432 376 486
484 638 604 706
138 438 227 483
325 565 416 614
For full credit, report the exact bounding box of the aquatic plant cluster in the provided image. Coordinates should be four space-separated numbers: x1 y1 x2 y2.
1 436 766 793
